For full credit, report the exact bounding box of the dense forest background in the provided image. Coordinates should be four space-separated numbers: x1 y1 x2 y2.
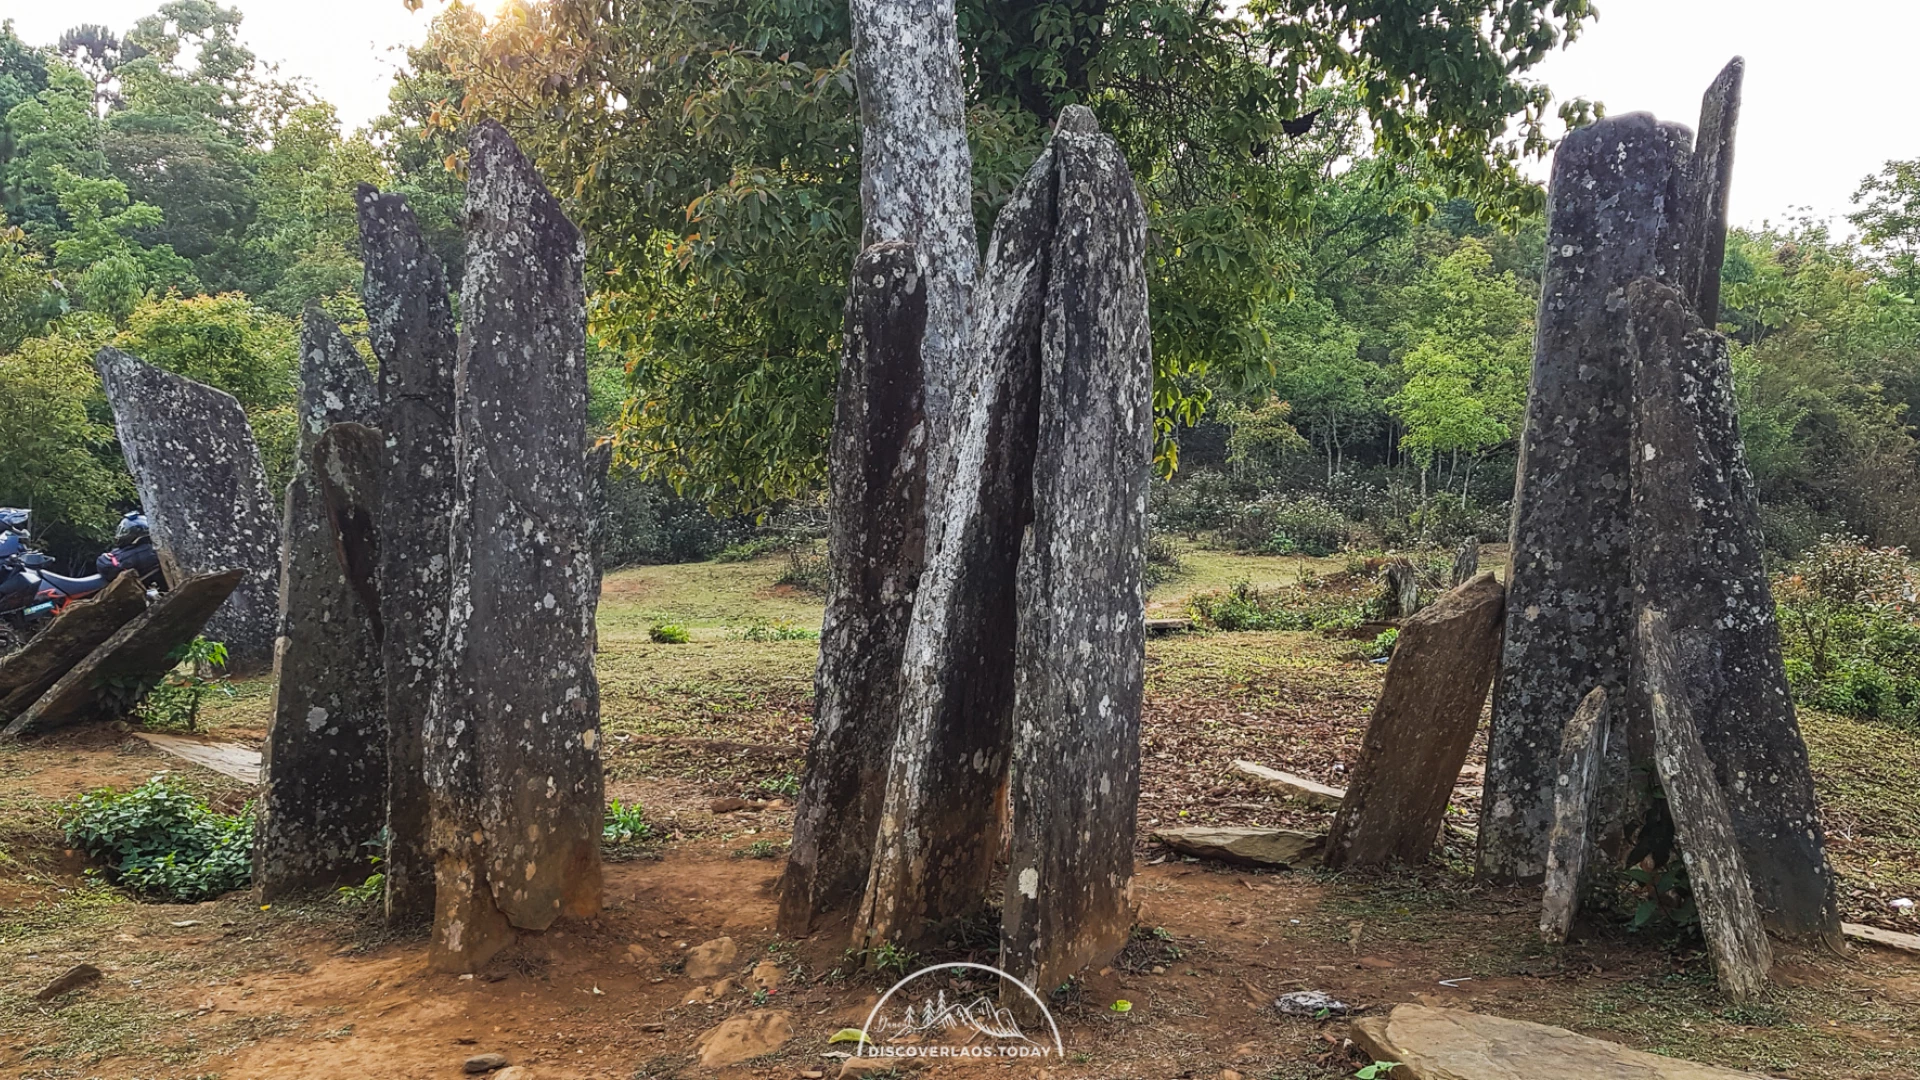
2 1 1917 574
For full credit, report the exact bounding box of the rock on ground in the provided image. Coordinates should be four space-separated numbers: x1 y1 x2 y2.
1352 1004 1768 1079
684 936 737 980
693 1010 793 1067
1152 827 1323 868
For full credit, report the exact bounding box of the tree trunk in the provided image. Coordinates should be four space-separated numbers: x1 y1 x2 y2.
1628 278 1840 940
427 122 602 973
780 242 929 936
357 184 459 924
1002 110 1152 997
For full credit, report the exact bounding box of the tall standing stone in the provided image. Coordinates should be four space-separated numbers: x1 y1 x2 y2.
1325 574 1506 869
1629 278 1839 939
780 242 928 936
1001 112 1152 996
856 134 1057 949
427 121 602 972
1479 113 1691 884
358 184 458 923
1540 687 1609 943
255 315 385 900
1678 59 1743 322
95 349 279 674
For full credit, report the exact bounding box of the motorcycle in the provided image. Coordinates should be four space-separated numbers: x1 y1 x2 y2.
0 509 136 653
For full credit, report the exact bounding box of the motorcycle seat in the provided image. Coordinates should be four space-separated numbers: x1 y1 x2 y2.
40 570 105 593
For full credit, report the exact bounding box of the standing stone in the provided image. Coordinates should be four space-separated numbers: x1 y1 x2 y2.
1479 113 1692 884
1450 536 1480 588
848 0 975 476
427 122 602 972
0 573 145 721
1678 59 1743 322
358 184 458 923
96 349 279 674
856 132 1057 950
1383 559 1420 619
1001 111 1152 996
780 242 928 936
3 570 244 737
1540 687 1609 943
1629 278 1839 939
1325 574 1505 869
1638 609 1772 1001
256 315 385 900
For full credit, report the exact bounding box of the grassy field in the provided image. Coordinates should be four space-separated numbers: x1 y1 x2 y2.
0 548 1915 1079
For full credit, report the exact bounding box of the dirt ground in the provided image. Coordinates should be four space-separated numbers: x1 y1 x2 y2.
3 551 1919 1080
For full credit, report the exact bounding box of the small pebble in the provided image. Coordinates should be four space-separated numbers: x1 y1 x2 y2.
464 1052 509 1074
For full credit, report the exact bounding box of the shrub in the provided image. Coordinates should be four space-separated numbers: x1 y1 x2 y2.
603 799 652 846
1144 534 1184 586
135 638 232 731
1368 628 1399 660
714 535 792 563
1776 535 1920 723
1260 496 1350 557
649 622 691 644
1188 579 1367 633
600 471 756 568
61 777 253 902
738 618 819 642
1148 468 1239 535
777 546 829 594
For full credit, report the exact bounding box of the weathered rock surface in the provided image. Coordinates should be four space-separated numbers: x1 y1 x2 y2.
358 183 458 923
1351 1004 1769 1080
1153 827 1324 868
4 570 244 737
1679 59 1743 321
1540 687 1609 943
96 348 278 674
0 572 145 720
131 731 260 782
1843 922 1920 955
1382 559 1419 619
1639 609 1772 1002
684 936 737 980
693 1010 794 1068
1326 574 1505 869
1003 108 1153 995
857 131 1057 947
427 122 602 972
256 315 384 900
1629 278 1839 939
1450 536 1480 588
1479 113 1691 884
1232 760 1345 810
782 242 928 936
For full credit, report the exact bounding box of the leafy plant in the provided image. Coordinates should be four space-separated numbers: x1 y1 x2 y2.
867 941 919 977
734 838 786 860
60 776 252 902
737 618 819 642
335 872 384 905
1188 579 1367 634
603 799 652 846
648 622 690 645
1356 1063 1403 1079
1368 628 1400 660
135 638 232 731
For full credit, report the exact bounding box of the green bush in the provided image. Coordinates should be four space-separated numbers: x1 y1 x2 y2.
600 470 756 568
1188 579 1367 633
603 799 652 846
737 618 819 642
1260 495 1350 556
776 547 829 594
1776 535 1920 724
1144 534 1184 586
61 777 253 902
1148 468 1239 535
714 535 793 563
649 622 691 644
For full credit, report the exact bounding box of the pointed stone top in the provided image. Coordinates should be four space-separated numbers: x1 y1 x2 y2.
1055 104 1098 136
466 119 580 247
296 310 375 455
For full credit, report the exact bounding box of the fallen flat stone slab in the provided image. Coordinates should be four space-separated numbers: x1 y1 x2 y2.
3 570 245 738
1152 827 1323 868
1352 1004 1769 1080
1844 922 1920 955
131 732 261 783
1232 760 1345 810
0 572 146 720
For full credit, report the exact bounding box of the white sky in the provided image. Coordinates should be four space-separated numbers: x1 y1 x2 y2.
4 0 1915 229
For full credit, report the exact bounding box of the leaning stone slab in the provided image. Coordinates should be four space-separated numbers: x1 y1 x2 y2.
1352 1004 1769 1080
256 317 385 901
3 570 244 737
358 183 458 923
857 125 1057 947
1843 922 1920 956
1152 827 1324 868
781 241 928 937
1325 574 1505 869
96 349 279 674
0 573 145 720
1232 760 1345 810
1629 278 1839 940
1480 112 1691 884
1002 106 1154 998
1540 687 1609 943
427 122 602 972
1640 609 1772 1002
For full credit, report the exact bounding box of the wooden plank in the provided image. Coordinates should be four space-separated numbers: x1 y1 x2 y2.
1640 608 1771 1001
1540 687 1609 943
132 732 261 784
1843 922 1920 956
